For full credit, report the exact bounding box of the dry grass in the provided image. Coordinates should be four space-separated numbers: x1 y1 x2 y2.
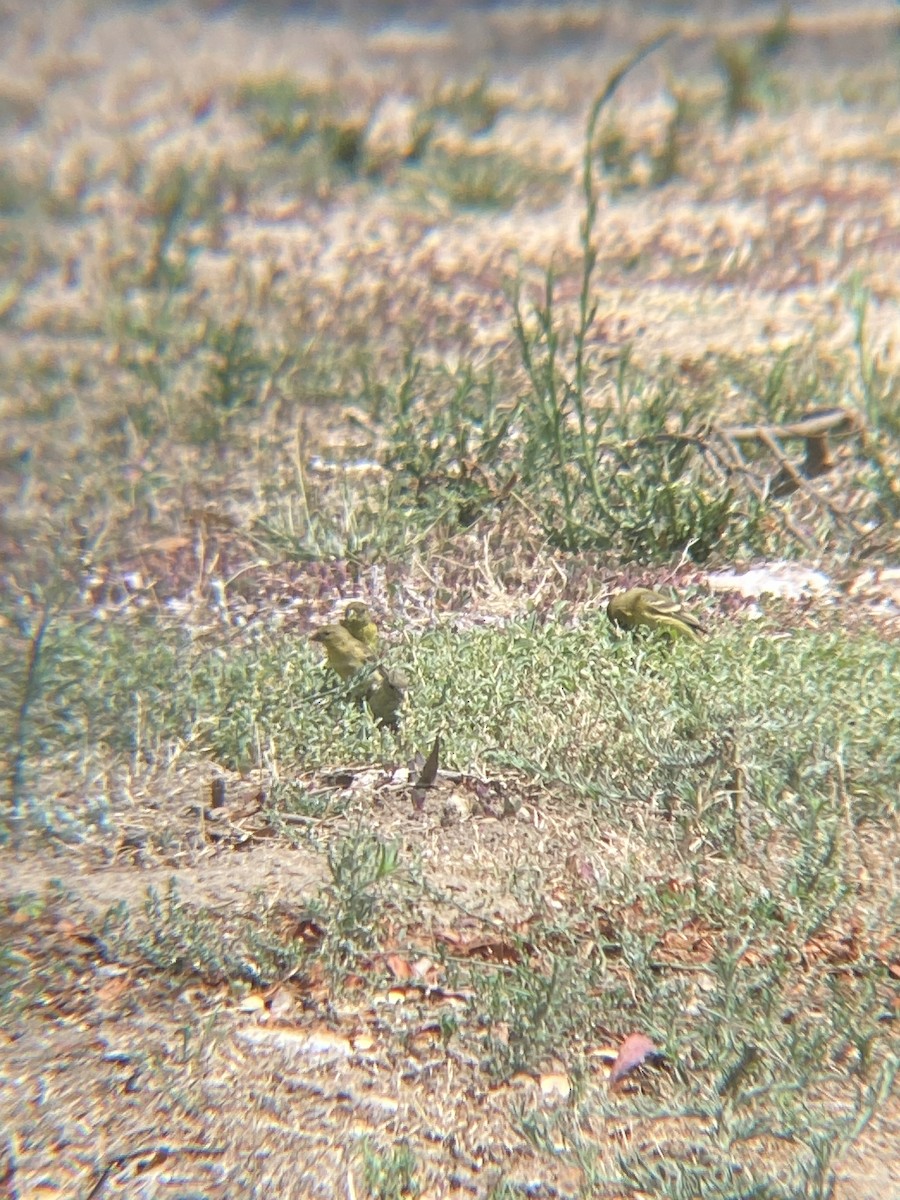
1 2 899 1198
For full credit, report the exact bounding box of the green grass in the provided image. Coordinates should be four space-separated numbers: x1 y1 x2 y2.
3 599 897 828
411 144 568 210
360 1139 421 1200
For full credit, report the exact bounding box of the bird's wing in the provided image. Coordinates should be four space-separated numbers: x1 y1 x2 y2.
648 594 706 633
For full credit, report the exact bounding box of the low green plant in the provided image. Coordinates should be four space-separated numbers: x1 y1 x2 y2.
139 159 237 289
504 37 760 561
235 74 370 185
716 7 792 126
420 145 562 210
716 38 764 124
235 75 326 148
380 352 519 524
477 953 599 1080
360 1139 421 1200
118 881 309 987
425 75 503 136
650 85 693 187
313 831 401 967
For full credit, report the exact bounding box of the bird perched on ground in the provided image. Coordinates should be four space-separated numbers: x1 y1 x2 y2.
340 601 379 651
607 587 707 643
310 623 373 679
365 665 409 730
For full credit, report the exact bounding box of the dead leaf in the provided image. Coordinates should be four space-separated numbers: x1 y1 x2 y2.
410 956 439 982
96 974 130 1003
438 934 521 965
438 989 473 1008
609 1032 658 1088
803 922 861 967
566 852 599 886
56 917 87 938
407 1023 443 1049
266 987 294 1019
434 927 462 947
385 953 413 980
658 918 716 965
144 535 191 553
290 918 326 949
539 1071 571 1099
416 735 441 788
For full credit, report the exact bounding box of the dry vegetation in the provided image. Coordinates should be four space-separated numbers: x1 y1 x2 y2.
1 2 898 1198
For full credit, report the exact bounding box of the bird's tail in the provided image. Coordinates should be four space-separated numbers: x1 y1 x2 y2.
657 612 705 642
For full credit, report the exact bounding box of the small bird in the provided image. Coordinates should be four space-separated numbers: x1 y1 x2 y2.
310 623 373 679
340 601 379 651
365 666 409 730
607 587 707 643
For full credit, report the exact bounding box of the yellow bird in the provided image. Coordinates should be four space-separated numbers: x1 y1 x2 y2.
607 587 707 643
365 666 409 730
340 601 379 652
310 623 373 679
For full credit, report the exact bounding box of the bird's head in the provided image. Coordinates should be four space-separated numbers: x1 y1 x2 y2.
344 602 370 622
310 624 344 646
